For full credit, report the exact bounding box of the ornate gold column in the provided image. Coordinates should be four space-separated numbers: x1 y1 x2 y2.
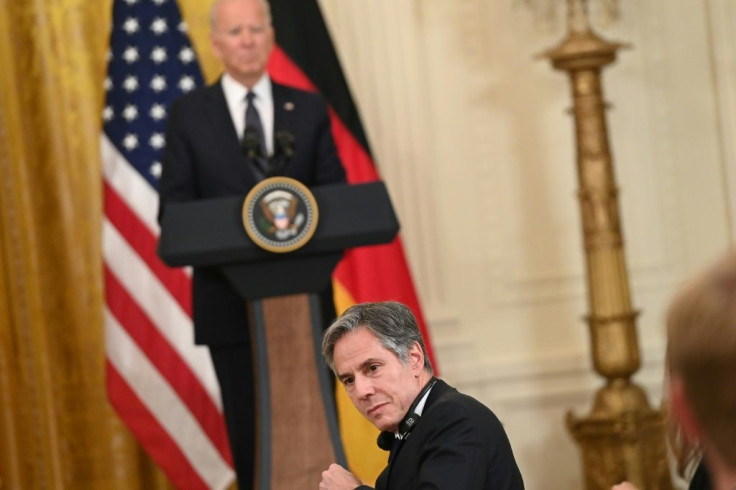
540 1 672 488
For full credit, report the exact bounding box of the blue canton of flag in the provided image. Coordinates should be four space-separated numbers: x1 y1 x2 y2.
103 0 204 190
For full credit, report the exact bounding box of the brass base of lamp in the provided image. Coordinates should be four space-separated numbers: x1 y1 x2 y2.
567 381 672 490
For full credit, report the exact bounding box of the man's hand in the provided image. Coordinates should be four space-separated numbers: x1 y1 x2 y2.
319 463 363 490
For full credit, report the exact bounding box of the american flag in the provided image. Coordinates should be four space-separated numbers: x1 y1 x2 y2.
101 0 235 488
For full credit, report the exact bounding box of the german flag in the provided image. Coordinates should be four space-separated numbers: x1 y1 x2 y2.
266 0 438 483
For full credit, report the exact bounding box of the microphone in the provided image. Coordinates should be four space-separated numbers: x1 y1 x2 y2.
266 129 295 177
242 127 263 159
274 130 295 159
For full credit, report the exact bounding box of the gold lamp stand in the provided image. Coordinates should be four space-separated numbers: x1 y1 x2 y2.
540 1 672 488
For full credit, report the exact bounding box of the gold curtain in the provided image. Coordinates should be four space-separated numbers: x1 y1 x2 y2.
0 0 218 487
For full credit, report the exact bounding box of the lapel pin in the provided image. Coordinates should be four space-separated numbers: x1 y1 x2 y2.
284 101 295 111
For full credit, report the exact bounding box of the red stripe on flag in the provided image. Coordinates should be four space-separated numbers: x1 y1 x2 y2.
327 107 380 184
104 267 233 465
268 46 317 92
104 181 192 317
269 46 379 184
267 45 438 371
106 362 210 490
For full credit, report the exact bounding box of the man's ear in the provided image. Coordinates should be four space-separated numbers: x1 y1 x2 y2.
669 376 701 442
408 342 425 373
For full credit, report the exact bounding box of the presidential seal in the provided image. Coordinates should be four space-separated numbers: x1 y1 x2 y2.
242 176 319 253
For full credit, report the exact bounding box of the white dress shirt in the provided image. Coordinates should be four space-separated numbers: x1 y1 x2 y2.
221 72 275 156
413 384 433 417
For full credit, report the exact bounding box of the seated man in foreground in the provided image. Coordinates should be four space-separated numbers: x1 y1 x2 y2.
319 301 524 490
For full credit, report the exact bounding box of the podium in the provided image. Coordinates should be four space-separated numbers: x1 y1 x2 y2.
158 181 399 489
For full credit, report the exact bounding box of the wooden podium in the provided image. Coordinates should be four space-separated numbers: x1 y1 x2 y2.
158 182 399 489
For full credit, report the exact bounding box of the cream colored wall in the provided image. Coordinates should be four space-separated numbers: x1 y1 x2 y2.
319 1 734 488
707 0 736 243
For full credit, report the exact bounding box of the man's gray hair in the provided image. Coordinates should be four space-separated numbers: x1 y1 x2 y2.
209 0 273 29
322 301 433 375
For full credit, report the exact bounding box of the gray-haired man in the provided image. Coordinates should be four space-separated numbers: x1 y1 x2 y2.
319 301 524 490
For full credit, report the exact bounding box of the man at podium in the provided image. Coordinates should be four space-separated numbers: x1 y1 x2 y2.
157 0 346 486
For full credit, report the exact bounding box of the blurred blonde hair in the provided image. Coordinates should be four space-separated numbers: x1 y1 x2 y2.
665 250 736 473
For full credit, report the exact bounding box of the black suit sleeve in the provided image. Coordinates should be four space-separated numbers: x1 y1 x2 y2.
415 403 523 490
310 96 346 185
158 98 198 223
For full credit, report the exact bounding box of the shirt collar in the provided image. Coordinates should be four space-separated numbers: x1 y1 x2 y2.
414 383 433 417
221 72 272 106
394 383 434 439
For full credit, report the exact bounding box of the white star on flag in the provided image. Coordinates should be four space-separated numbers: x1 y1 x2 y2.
103 106 114 121
150 75 167 92
178 21 188 33
122 75 139 92
178 47 195 64
122 105 138 121
122 46 139 63
151 46 167 64
151 17 168 35
122 17 140 34
149 133 165 150
178 75 196 92
104 77 113 91
149 103 166 121
150 161 163 178
122 133 139 150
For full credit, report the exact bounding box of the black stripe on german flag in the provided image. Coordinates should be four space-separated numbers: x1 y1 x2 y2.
268 0 372 157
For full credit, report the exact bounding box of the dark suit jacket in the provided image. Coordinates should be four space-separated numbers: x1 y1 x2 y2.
360 379 524 490
158 79 346 345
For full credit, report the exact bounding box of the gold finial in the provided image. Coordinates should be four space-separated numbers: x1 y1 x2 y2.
567 0 591 33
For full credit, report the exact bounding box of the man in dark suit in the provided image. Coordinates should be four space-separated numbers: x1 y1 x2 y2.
158 0 345 486
319 301 524 490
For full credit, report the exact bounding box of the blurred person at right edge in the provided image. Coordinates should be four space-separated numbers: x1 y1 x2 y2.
614 250 736 490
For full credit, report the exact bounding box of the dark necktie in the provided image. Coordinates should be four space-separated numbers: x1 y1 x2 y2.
245 91 267 172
